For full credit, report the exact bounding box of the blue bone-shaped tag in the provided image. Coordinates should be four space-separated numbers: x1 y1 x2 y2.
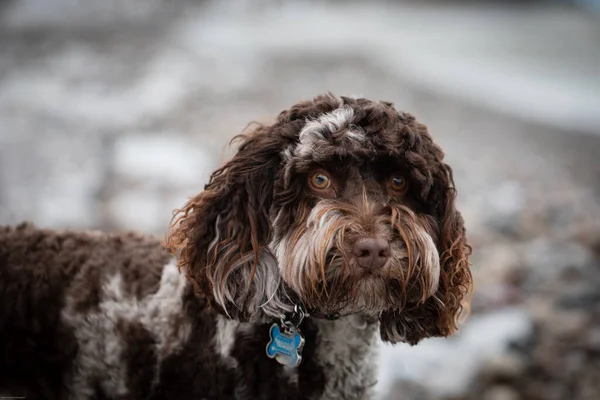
265 323 304 368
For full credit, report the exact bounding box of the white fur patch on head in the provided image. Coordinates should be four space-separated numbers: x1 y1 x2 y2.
62 259 191 399
345 128 366 143
281 145 296 187
295 106 355 158
300 106 354 140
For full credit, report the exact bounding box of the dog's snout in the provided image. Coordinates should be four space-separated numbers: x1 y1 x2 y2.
353 237 390 269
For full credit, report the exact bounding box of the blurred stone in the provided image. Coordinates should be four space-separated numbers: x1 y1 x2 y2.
526 296 554 325
483 181 525 237
477 243 524 283
579 365 600 400
546 311 590 341
524 239 594 284
563 350 586 376
472 282 522 311
481 353 526 380
585 327 600 351
482 385 520 400
524 382 566 400
546 311 590 340
556 286 600 310
385 380 433 400
471 243 526 310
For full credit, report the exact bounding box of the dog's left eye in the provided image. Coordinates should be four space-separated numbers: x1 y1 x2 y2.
310 173 331 190
389 176 407 192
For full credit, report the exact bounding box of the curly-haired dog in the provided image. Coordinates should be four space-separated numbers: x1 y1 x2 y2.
0 94 472 400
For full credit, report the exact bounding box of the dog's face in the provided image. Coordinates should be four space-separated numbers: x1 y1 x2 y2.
272 108 442 319
167 94 472 344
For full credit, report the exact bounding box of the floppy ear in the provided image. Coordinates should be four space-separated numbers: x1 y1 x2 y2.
165 126 292 322
380 160 473 345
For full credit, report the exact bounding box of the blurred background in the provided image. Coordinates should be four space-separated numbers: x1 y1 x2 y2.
1 0 599 399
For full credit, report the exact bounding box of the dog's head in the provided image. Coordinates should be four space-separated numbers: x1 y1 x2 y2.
166 94 472 344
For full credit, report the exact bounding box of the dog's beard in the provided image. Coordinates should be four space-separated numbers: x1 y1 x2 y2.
273 201 441 316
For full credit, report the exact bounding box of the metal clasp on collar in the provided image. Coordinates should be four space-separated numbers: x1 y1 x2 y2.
281 303 306 331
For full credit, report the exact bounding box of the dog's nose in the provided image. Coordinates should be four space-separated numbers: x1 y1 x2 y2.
353 237 390 270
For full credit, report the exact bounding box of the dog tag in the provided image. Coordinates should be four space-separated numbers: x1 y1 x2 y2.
265 323 305 368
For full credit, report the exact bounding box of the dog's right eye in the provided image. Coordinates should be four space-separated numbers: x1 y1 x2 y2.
310 172 331 190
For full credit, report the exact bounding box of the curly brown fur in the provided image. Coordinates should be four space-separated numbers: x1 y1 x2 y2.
0 223 171 399
0 94 471 400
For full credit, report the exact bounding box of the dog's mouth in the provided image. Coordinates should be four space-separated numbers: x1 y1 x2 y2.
276 225 437 316
295 253 412 316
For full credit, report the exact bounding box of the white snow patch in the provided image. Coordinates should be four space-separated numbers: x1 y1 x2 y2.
108 189 166 233
0 46 199 130
2 0 167 28
114 134 214 186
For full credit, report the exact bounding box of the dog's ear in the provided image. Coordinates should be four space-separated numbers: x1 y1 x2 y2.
380 159 473 345
165 126 292 322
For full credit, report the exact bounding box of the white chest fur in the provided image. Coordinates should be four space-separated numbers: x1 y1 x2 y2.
313 315 380 400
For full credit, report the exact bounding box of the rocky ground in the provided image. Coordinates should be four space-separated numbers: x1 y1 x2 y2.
1 1 599 399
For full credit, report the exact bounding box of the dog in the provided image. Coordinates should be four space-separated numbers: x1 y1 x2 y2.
0 94 472 400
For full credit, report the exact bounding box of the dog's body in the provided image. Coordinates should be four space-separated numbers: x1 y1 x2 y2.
0 224 378 400
0 94 472 400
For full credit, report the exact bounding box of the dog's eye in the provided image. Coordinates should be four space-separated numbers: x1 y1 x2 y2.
389 176 406 192
310 173 331 190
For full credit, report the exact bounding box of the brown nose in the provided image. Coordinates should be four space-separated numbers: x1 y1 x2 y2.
353 237 390 270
